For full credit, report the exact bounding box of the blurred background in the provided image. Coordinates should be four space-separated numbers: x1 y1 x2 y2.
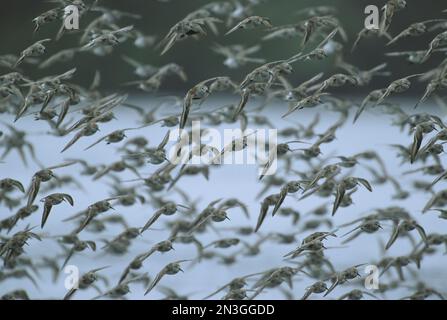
1 0 447 300
1 0 447 94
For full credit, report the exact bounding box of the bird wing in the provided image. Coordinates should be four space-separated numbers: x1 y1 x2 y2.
41 201 53 228
145 268 166 295
385 224 400 250
332 184 346 216
141 209 164 233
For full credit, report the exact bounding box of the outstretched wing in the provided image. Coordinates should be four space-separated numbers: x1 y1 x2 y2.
41 201 53 228
332 184 346 216
385 223 400 250
145 268 166 295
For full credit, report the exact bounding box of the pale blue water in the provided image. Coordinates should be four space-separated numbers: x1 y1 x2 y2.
1 97 446 300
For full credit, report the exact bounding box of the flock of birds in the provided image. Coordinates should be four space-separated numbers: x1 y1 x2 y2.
1 0 447 300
